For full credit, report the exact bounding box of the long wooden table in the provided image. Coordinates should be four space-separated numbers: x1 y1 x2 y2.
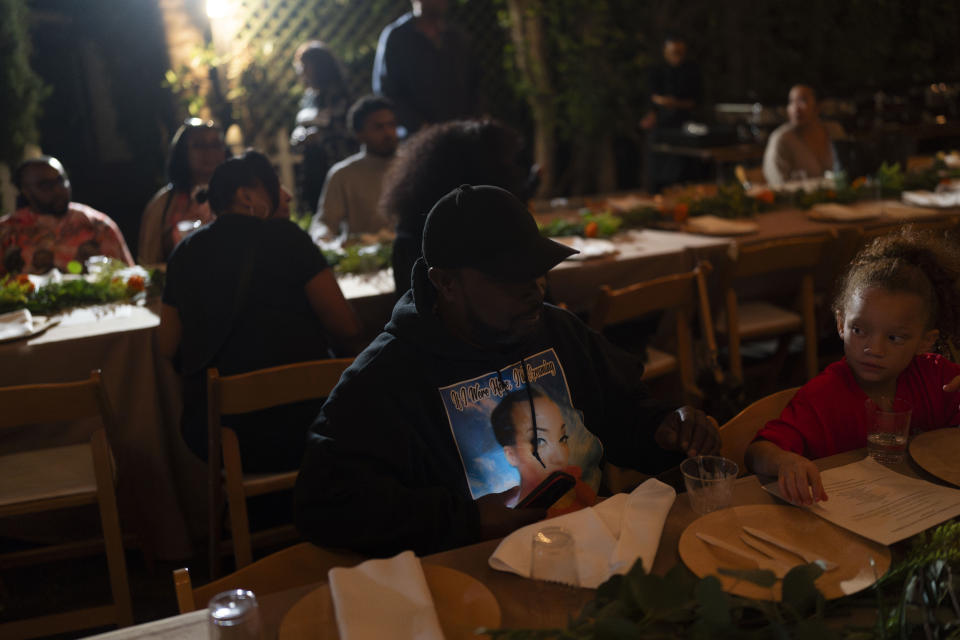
86 448 939 639
338 202 960 323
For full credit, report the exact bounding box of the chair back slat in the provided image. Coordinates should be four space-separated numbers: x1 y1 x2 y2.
0 375 102 429
0 369 133 633
733 235 829 278
719 386 800 474
589 271 696 330
213 358 354 415
174 542 366 613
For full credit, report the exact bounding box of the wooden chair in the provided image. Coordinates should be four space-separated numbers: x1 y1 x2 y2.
589 263 718 405
719 386 799 475
174 542 364 613
716 235 831 386
207 358 354 577
0 370 133 639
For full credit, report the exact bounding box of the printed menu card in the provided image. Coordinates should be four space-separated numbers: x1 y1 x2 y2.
763 457 960 545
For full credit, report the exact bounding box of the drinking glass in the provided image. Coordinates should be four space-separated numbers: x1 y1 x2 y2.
84 255 110 276
530 526 582 627
175 218 203 244
208 589 262 640
531 526 579 586
681 456 738 515
865 398 911 464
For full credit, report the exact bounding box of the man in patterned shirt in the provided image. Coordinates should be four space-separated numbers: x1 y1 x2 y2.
1 156 133 275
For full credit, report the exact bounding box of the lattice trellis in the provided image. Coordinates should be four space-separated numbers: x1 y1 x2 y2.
214 0 524 147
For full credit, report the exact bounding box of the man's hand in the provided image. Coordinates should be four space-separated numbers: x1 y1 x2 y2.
655 406 721 457
777 451 828 505
475 489 545 541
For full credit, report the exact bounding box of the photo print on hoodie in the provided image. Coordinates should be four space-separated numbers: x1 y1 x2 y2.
439 348 603 511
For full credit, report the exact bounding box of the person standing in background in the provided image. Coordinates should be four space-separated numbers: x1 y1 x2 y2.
372 0 479 137
291 41 357 216
641 35 703 193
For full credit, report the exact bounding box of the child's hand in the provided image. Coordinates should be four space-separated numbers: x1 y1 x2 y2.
943 375 960 393
778 452 828 506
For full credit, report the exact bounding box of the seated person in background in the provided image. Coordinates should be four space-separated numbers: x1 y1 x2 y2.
291 41 357 217
381 119 534 296
295 184 720 557
157 150 363 473
762 84 841 186
138 119 225 264
746 229 960 505
309 95 399 244
1 156 133 275
490 384 597 514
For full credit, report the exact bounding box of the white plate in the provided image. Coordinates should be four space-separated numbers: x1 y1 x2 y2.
553 236 618 260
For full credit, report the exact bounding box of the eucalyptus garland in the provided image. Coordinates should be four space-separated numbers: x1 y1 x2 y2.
0 261 156 315
485 520 960 640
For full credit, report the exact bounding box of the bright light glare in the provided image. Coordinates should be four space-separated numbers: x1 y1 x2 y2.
206 0 232 19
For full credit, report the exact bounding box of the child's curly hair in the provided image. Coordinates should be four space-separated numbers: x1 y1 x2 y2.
833 227 960 352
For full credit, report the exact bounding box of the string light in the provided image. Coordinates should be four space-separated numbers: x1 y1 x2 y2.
206 0 232 19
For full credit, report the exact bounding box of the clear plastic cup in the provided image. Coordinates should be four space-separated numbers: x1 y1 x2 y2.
531 526 579 586
866 398 911 464
208 589 261 640
681 456 738 515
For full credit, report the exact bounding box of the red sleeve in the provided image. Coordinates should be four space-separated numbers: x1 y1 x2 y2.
752 391 821 456
751 363 854 458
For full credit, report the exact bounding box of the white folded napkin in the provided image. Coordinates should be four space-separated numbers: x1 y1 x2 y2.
328 551 443 640
686 215 759 236
0 309 34 341
489 479 676 588
902 190 960 208
553 237 618 260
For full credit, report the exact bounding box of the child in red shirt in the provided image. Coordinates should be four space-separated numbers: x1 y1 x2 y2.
747 228 960 505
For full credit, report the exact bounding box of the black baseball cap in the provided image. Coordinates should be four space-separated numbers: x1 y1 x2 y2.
421 184 578 281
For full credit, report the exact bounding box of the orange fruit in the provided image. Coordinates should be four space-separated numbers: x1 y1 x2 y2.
673 202 689 223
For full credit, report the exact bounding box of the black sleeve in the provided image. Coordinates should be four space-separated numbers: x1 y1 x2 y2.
578 319 682 474
275 219 329 285
686 62 703 105
648 65 664 98
294 361 481 557
380 31 423 133
161 243 184 307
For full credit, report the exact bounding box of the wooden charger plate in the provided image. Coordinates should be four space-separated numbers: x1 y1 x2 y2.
684 215 760 236
678 505 890 601
278 564 501 640
910 428 960 487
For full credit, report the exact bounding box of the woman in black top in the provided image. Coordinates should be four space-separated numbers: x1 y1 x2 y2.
158 150 362 472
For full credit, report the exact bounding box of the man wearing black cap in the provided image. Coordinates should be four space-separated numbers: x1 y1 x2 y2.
295 184 720 557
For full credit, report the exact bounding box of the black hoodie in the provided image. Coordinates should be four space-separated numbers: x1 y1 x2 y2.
294 260 679 557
